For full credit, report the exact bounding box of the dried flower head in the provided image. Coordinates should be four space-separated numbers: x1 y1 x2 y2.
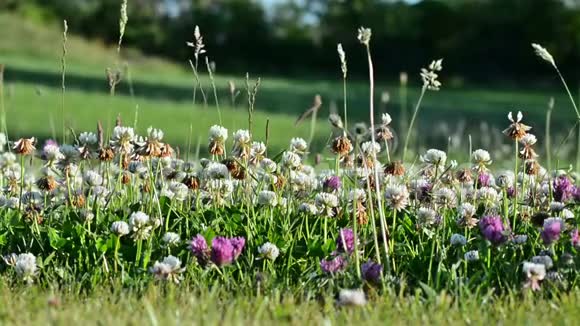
13 137 36 155
503 111 531 140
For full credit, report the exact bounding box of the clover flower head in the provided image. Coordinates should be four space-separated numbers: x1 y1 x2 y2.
523 261 546 291
258 242 280 261
150 255 184 284
290 137 308 155
384 184 410 211
421 149 447 166
110 221 130 236
450 233 467 246
162 232 181 246
541 217 564 245
208 125 228 142
361 260 382 283
464 250 479 262
257 190 278 207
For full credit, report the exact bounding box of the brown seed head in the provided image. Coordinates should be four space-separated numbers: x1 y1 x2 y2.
13 137 36 155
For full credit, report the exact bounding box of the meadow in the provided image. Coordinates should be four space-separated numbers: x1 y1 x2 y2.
3 13 580 325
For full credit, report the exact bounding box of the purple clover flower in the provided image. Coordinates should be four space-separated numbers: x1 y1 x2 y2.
479 215 507 245
573 186 580 202
336 228 355 254
361 260 382 283
320 255 347 274
541 218 564 245
323 176 342 192
553 176 574 202
190 234 210 265
477 172 492 188
230 237 246 260
208 236 246 267
507 186 516 199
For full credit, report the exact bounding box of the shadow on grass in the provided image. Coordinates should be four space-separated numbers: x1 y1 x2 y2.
3 65 551 132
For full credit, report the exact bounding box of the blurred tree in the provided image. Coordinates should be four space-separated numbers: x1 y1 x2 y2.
5 0 580 82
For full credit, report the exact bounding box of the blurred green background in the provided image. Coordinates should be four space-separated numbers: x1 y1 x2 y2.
1 0 579 164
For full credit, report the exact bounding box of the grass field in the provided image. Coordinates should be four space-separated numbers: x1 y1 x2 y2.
1 13 579 159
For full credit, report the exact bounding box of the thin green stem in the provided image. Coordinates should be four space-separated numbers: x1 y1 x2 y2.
403 87 427 162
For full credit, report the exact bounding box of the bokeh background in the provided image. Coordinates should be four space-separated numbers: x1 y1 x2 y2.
1 0 580 164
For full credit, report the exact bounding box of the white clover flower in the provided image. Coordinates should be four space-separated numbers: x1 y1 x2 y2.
381 113 392 125
434 187 457 208
147 127 164 141
338 289 367 307
78 132 98 145
251 141 266 155
14 253 37 283
162 232 181 246
458 202 476 218
150 255 185 284
472 149 492 165
315 192 339 217
169 181 189 201
258 242 280 261
384 184 409 211
59 144 80 163
450 234 467 246
258 190 278 207
417 207 437 226
290 137 308 155
523 261 546 291
205 162 229 179
110 126 136 153
43 143 64 162
531 43 555 67
208 125 228 142
1 152 17 166
129 211 149 230
420 149 447 166
464 250 479 262
476 187 499 205
496 171 515 188
83 170 103 187
233 129 251 144
281 151 301 169
349 189 367 202
128 211 152 240
260 158 277 173
298 202 318 215
361 141 381 155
